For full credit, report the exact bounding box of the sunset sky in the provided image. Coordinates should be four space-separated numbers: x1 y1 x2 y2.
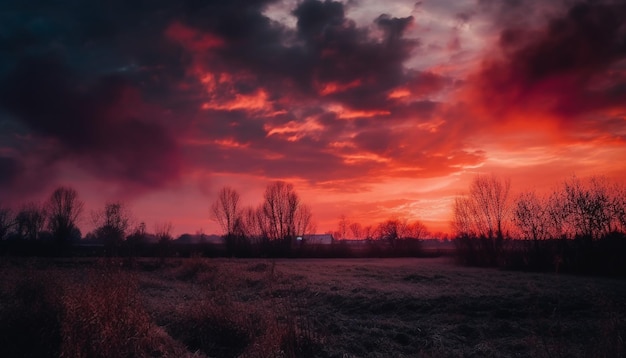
1 0 625 236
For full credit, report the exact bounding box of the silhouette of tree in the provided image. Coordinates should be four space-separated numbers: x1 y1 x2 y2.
127 221 146 259
262 181 300 241
295 204 314 237
15 202 46 240
210 186 242 238
155 222 173 260
451 196 475 238
513 191 550 243
613 183 626 232
349 222 363 239
545 189 570 240
377 219 402 242
336 215 350 239
362 225 375 240
452 175 511 266
155 222 173 243
560 176 615 240
376 218 427 242
452 174 511 240
404 220 428 239
46 186 84 247
240 206 261 240
92 201 132 255
0 206 14 241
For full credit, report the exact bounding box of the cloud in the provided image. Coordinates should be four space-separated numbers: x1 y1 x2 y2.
165 0 477 185
0 156 21 186
0 0 481 202
0 54 181 190
472 1 626 123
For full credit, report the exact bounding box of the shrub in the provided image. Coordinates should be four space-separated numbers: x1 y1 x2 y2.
60 268 154 358
0 270 63 358
0 264 180 358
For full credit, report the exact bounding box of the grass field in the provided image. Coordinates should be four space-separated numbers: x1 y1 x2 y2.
1 257 624 357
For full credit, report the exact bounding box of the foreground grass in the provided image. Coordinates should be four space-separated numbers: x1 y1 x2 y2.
1 257 624 357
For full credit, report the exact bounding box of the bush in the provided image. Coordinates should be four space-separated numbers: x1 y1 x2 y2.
165 261 322 357
0 264 180 358
60 268 154 358
0 270 62 358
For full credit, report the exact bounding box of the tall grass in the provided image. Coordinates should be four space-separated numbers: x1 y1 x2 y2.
166 258 322 357
0 262 188 358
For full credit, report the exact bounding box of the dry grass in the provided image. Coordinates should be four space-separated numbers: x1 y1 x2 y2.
153 258 322 357
1 257 624 357
0 260 193 358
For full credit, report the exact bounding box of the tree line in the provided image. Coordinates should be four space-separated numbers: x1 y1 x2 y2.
209 181 314 256
452 174 626 275
3 175 624 270
332 215 429 242
0 187 84 250
0 181 315 258
0 186 173 257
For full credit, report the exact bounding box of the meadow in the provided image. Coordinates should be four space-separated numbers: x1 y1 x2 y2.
0 257 624 357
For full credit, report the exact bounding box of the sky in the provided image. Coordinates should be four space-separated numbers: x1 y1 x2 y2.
1 0 625 236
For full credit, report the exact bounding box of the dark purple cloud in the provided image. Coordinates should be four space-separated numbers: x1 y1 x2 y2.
0 54 181 190
0 0 472 198
475 0 626 120
0 156 21 186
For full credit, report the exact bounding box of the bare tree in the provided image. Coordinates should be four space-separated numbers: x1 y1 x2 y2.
237 204 272 245
513 191 549 243
451 196 477 238
470 174 511 240
349 222 363 239
0 206 14 241
561 176 614 240
240 206 258 238
126 221 146 262
404 220 428 239
92 201 132 252
155 222 173 243
337 215 350 239
15 202 46 240
362 225 374 240
262 181 300 240
452 174 511 240
210 186 242 237
545 189 570 240
612 182 626 232
295 204 313 237
377 219 403 242
155 222 173 261
46 186 84 245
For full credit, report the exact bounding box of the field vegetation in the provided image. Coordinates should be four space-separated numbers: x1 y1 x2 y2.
1 257 624 357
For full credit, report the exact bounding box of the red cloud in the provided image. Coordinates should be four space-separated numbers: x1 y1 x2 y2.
165 21 224 52
470 1 626 126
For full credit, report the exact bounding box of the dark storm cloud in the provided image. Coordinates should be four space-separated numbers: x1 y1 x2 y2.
174 0 421 110
0 54 181 188
0 0 458 193
0 156 21 186
293 4 418 109
476 0 626 119
192 109 269 144
0 0 193 192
